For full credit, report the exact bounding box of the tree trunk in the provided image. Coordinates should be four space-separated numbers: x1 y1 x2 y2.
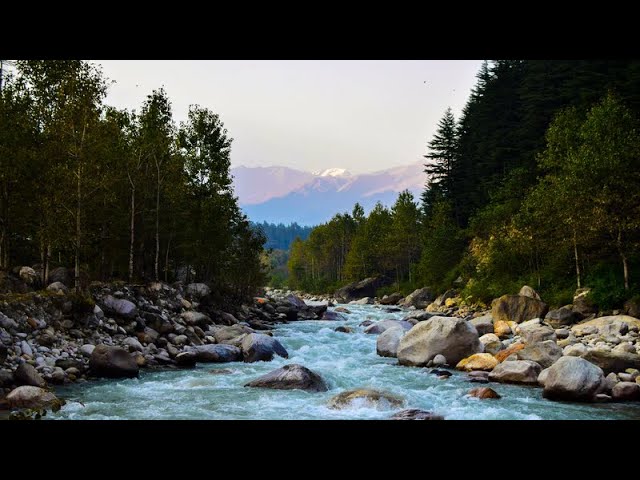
622 252 630 291
75 162 82 293
128 179 135 284
573 229 581 289
0 181 8 269
154 161 160 281
44 243 50 286
164 234 172 283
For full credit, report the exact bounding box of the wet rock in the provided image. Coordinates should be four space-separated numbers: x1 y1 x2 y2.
611 381 640 401
89 344 139 378
245 364 327 392
175 351 197 367
542 356 605 402
213 324 255 344
468 387 501 399
334 307 351 314
335 326 354 333
101 295 138 319
397 316 482 367
359 320 374 327
322 310 347 321
489 360 541 385
0 369 14 387
456 353 498 372
364 319 412 335
389 409 444 420
432 354 447 366
515 340 562 369
190 344 242 363
429 368 451 377
470 315 494 336
328 389 404 409
14 363 47 388
6 386 63 410
241 333 288 363
376 326 406 358
491 294 549 324
181 311 210 326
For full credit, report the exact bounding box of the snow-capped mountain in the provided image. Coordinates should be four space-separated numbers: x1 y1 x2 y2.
231 161 425 225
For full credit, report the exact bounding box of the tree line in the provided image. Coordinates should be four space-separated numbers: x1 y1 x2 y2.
253 221 313 250
288 60 640 309
0 60 266 304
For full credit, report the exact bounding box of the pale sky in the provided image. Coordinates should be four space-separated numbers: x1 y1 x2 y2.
93 60 483 174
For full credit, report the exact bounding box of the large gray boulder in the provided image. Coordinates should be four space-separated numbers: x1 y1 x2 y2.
572 315 640 337
518 285 541 300
491 294 549 324
101 295 138 319
580 349 640 375
611 382 640 401
241 333 288 363
479 333 503 355
14 363 47 388
470 315 494 336
334 276 392 303
364 319 412 335
212 324 255 343
244 364 327 392
6 386 63 410
376 326 406 358
488 360 541 385
328 389 404 409
397 316 482 367
401 287 435 309
515 340 562 368
542 356 605 402
89 344 139 378
190 344 242 363
186 283 211 299
181 311 211 326
545 305 583 328
517 320 557 344
380 293 404 305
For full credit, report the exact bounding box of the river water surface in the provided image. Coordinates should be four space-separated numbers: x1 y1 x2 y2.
49 304 640 420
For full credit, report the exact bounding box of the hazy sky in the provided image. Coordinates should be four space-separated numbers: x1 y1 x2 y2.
94 60 483 174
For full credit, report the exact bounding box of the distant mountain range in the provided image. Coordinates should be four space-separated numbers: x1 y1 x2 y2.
232 161 426 225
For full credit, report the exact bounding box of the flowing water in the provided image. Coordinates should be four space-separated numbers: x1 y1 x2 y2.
49 304 640 420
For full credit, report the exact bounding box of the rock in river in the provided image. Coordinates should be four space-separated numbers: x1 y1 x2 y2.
6 386 63 410
364 319 412 335
14 362 47 388
542 356 605 402
456 353 499 372
514 340 562 369
611 382 640 401
468 387 501 399
328 389 404 409
244 364 327 392
389 409 444 420
89 344 139 378
397 316 482 367
376 326 406 358
488 360 541 385
241 333 288 363
190 344 242 363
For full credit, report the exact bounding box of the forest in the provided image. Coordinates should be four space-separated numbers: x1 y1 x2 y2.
0 60 266 304
288 60 640 309
254 222 313 250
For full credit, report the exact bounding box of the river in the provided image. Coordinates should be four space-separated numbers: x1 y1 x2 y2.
48 303 640 420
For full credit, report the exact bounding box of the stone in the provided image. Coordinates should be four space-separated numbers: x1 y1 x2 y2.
624 298 640 319
46 282 69 294
80 344 95 357
14 363 47 387
89 344 139 378
186 283 211 299
611 381 640 401
175 351 197 367
101 295 138 319
245 364 327 392
517 322 557 344
397 316 482 367
350 297 373 305
563 343 588 357
573 288 597 316
380 293 404 305
432 354 447 366
488 360 542 385
470 315 494 336
334 276 392 303
495 343 525 362
468 387 501 399
613 343 636 355
181 311 211 326
491 294 549 324
376 326 406 358
364 319 412 335
328 389 404 409
334 307 351 314
456 353 499 372
284 293 306 308
555 328 571 339
213 324 255 344
515 340 562 368
479 333 503 355
518 285 541 300
545 306 583 328
572 315 640 337
190 344 242 363
241 333 288 362
20 340 33 357
0 369 13 387
401 287 435 309
542 356 605 402
322 310 347 321
49 367 65 384
389 409 444 420
6 386 63 410
335 326 354 333
604 372 619 392
218 312 239 326
123 337 144 352
494 320 513 338
581 349 640 375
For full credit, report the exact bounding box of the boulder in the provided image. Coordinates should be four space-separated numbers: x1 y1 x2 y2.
244 364 327 392
489 360 542 385
479 333 503 355
402 310 440 322
186 283 211 299
624 298 640 319
89 344 139 378
123 337 144 353
572 315 640 337
456 353 499 372
6 386 63 410
468 387 501 399
401 287 435 309
46 282 69 294
432 354 447 366
190 344 242 363
335 326 354 333
364 319 412 335
380 293 404 305
494 320 513 338
19 266 38 286
218 311 239 325
604 372 619 392
350 297 373 305
545 306 583 328
563 343 588 357
322 310 347 321
284 293 306 308
328 389 404 409
495 343 525 362
213 324 255 344
580 349 640 375
470 315 494 336
334 276 392 303
335 307 351 314
175 351 197 367
542 356 605 402
181 311 210 326
389 409 444 420
14 363 47 388
518 285 541 300
432 289 457 308
397 316 482 367
101 295 138 319
515 340 562 368
573 288 597 316
611 382 640 401
48 267 71 286
240 333 288 363
491 294 549 324
517 320 557 344
376 326 406 358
